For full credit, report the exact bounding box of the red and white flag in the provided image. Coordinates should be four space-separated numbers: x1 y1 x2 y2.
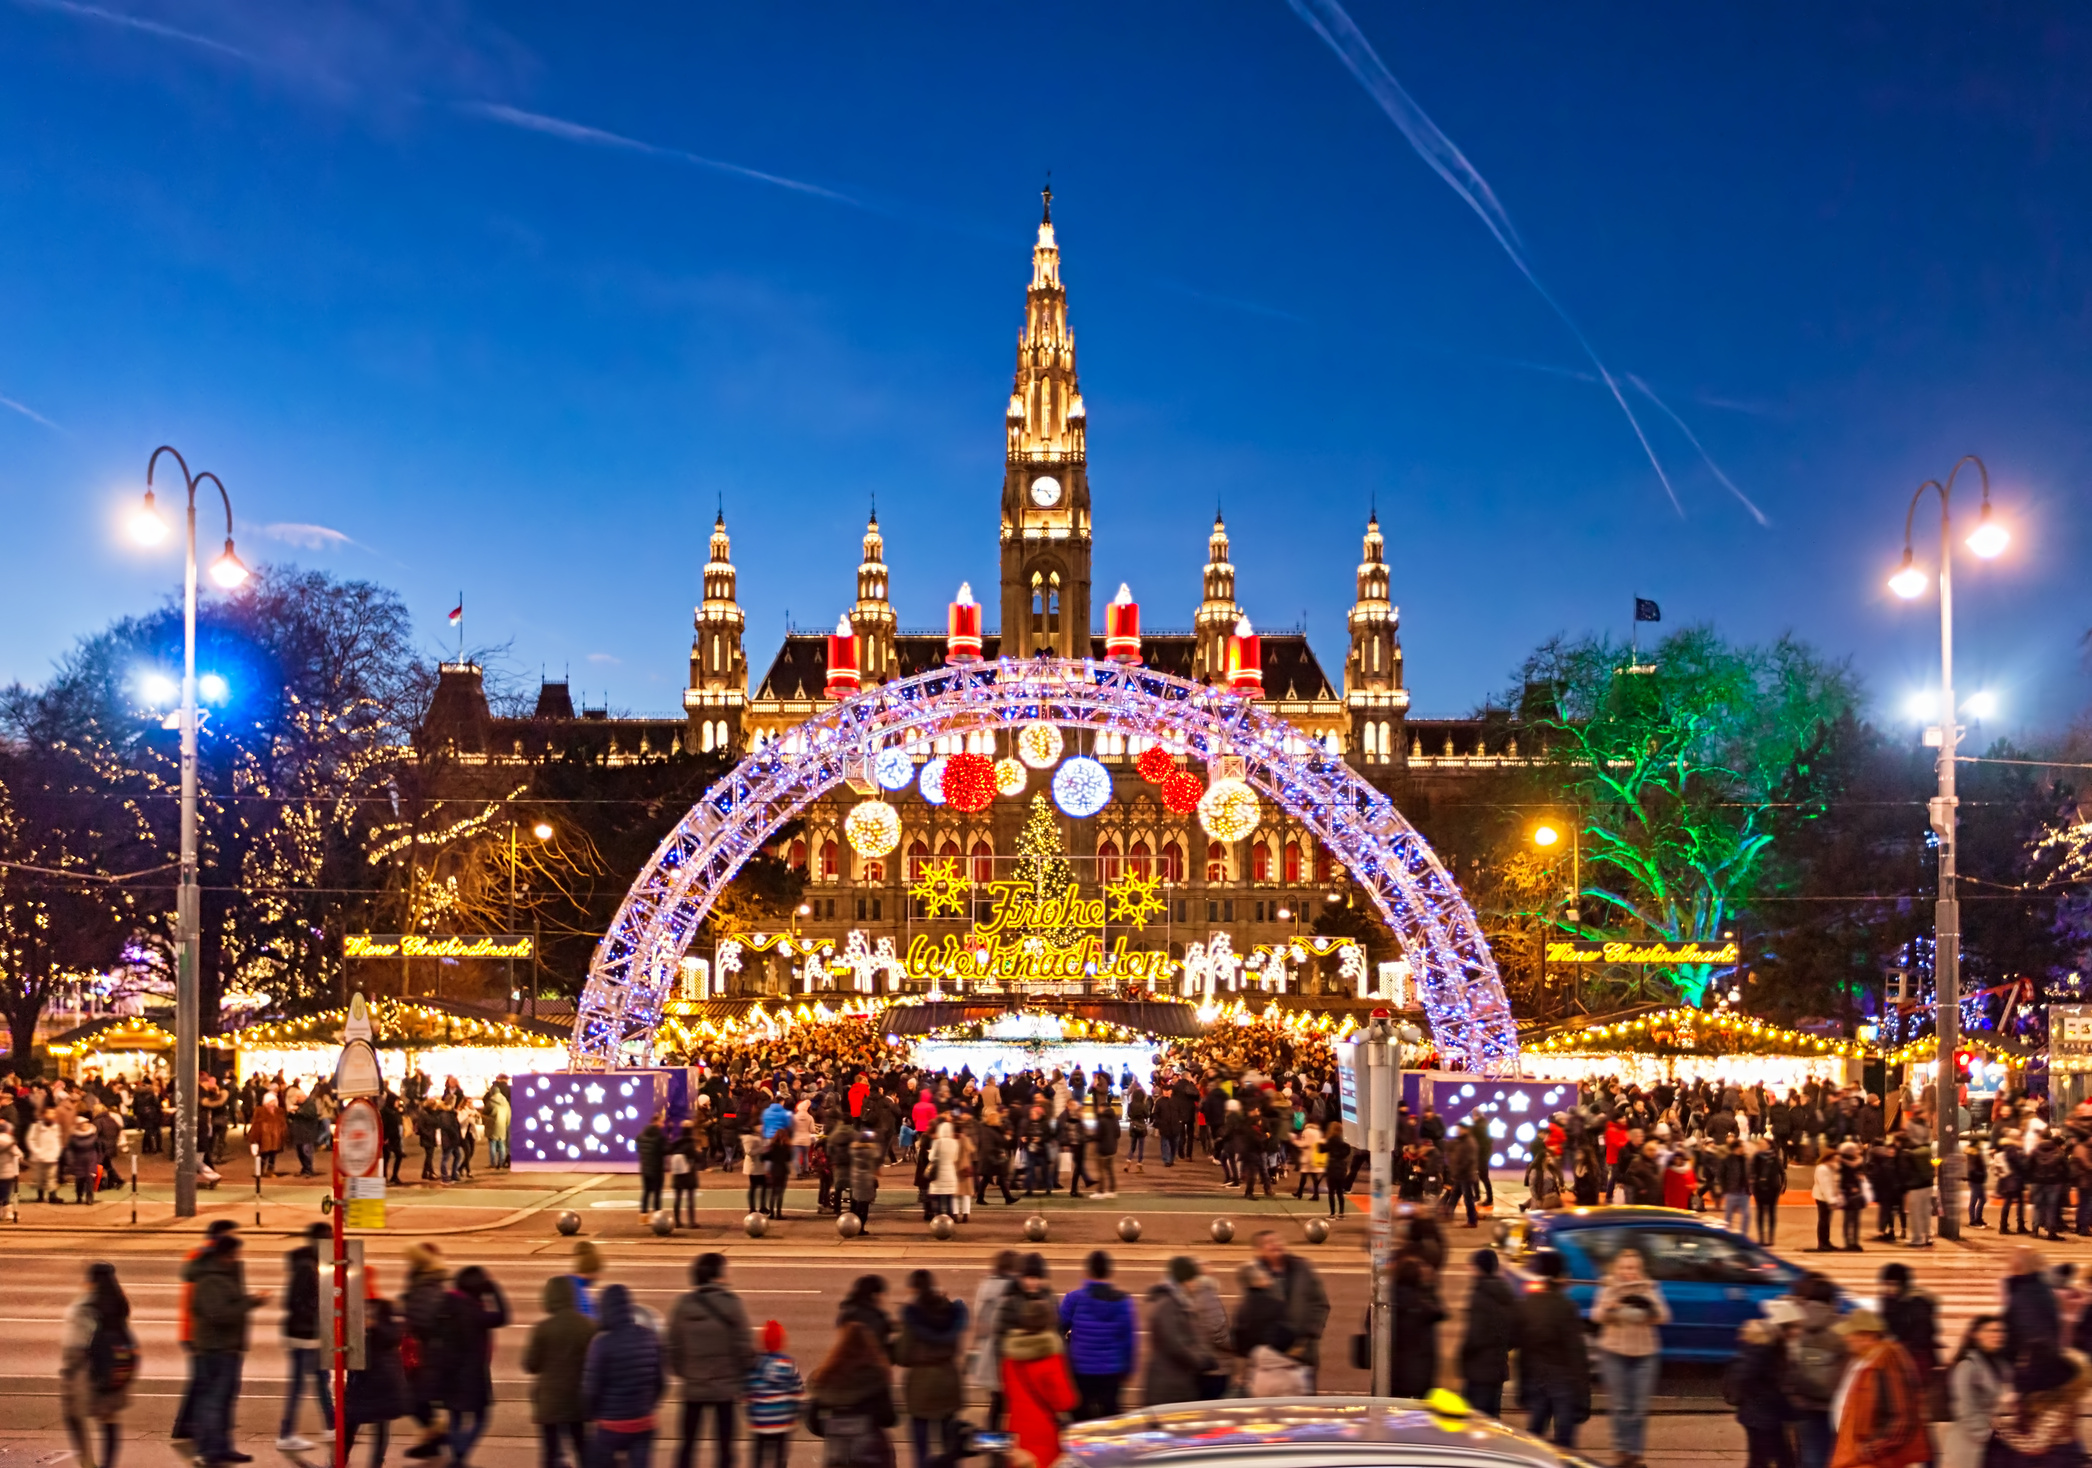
447 601 463 626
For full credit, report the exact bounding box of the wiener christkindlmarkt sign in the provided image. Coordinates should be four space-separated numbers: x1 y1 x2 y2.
343 933 536 960
1543 939 1741 965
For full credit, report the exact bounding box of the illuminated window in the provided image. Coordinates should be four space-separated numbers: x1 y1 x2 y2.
820 840 839 880
970 839 994 885
1284 841 1302 885
788 838 807 872
1098 840 1121 882
907 839 928 882
1130 841 1152 879
937 838 961 864
864 860 884 884
1206 841 1225 883
1251 843 1270 883
1161 841 1183 884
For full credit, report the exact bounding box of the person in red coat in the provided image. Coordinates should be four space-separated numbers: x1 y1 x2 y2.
1000 1298 1077 1468
1662 1152 1699 1212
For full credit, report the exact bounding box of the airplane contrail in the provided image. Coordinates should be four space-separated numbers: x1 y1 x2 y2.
1285 0 1684 516
11 0 257 63
1627 374 1769 526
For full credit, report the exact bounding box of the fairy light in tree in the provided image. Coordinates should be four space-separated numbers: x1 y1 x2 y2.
1052 755 1112 818
871 747 915 792
942 752 996 813
844 799 901 858
1198 778 1260 841
1016 721 1064 769
994 757 1027 796
1136 745 1176 784
1160 769 1204 815
919 756 950 806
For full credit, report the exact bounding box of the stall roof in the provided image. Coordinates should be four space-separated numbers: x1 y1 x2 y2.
881 1001 1205 1038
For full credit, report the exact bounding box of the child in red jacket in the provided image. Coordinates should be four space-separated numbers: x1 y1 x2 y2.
1000 1299 1077 1467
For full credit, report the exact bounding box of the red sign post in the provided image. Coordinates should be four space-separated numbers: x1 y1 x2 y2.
331 996 383 1468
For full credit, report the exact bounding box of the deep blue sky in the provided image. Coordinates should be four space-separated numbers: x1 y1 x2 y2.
3 3 2088 731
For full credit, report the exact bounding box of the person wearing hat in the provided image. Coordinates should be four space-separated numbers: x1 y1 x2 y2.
1836 1143 1872 1253
1459 1249 1519 1420
1730 1299 1800 1468
277 1222 337 1451
1828 1309 1928 1468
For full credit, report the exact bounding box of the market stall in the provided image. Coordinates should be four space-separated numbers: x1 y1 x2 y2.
1521 1006 1863 1092
46 1016 235 1082
231 998 566 1095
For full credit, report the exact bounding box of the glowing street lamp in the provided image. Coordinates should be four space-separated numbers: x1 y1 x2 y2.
1531 823 1561 848
533 822 555 841
126 445 247 1220
1882 452 2009 1243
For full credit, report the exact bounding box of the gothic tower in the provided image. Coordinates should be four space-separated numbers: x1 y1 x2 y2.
1192 514 1242 682
687 509 748 752
1344 512 1409 768
999 188 1092 658
851 509 898 684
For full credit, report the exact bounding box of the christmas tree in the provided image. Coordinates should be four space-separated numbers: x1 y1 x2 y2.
1013 793 1083 951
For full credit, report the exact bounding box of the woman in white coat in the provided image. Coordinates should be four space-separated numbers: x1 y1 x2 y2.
929 1120 962 1220
1944 1314 2009 1468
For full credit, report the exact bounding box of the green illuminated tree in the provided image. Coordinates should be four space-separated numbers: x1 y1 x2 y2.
1512 625 1859 1004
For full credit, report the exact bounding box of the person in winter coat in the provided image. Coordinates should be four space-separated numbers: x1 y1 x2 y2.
1729 1306 1795 1468
189 1231 267 1468
669 1122 702 1229
898 1271 968 1467
277 1222 337 1450
1323 1123 1355 1218
637 1116 668 1216
1828 1311 1929 1468
524 1276 597 1468
1091 1101 1122 1199
847 1134 881 1234
1388 1257 1446 1400
744 1321 804 1468
1988 1345 2091 1468
1592 1248 1669 1468
1879 1263 1940 1404
966 1253 1019 1430
2006 1247 2063 1362
1057 1250 1135 1421
249 1093 289 1175
1515 1251 1589 1449
837 1277 894 1362
1944 1316 2008 1468
399 1241 451 1460
344 1269 409 1468
1750 1140 1788 1247
668 1253 756 1468
65 1116 103 1203
926 1123 961 1221
1230 1262 1301 1398
60 1261 132 1468
1000 1299 1076 1468
0 1119 21 1212
1141 1258 1217 1410
1459 1250 1520 1418
432 1266 508 1467
583 1284 666 1468
806 1321 896 1468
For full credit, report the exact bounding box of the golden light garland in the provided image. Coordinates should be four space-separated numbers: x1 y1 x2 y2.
1016 721 1064 769
1197 778 1261 842
230 998 562 1051
844 798 902 858
994 757 1028 796
1529 1006 1863 1058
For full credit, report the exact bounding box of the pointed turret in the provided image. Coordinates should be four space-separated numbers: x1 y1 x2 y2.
1193 513 1244 681
851 508 897 684
686 505 748 753
1344 510 1408 770
1000 189 1093 657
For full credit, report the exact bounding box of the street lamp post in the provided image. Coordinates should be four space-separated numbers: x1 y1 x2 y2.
1887 453 2007 1244
129 446 249 1219
1532 821 1582 1013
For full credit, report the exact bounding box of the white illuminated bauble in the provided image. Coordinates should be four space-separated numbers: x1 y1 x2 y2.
872 747 915 791
919 756 949 806
1052 756 1112 818
1016 721 1064 769
994 757 1027 796
845 799 902 858
1196 778 1260 842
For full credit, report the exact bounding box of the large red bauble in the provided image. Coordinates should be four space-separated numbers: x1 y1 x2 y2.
1135 746 1177 784
943 752 998 813
1160 769 1204 815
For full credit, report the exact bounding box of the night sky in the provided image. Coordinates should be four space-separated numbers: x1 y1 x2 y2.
3 3 2087 731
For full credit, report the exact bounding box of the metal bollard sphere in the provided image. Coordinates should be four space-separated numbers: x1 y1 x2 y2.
1023 1214 1049 1242
744 1212 769 1238
1117 1217 1142 1243
837 1211 863 1238
555 1211 581 1237
930 1215 956 1240
1210 1218 1235 1244
1303 1217 1330 1244
651 1210 675 1237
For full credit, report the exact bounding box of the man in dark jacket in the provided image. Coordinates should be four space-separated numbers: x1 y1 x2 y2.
667 1253 754 1468
1253 1231 1330 1381
1141 1258 1216 1409
1514 1251 1588 1448
583 1285 665 1468
2004 1245 2060 1359
637 1115 667 1216
1878 1263 1939 1383
277 1222 336 1451
1459 1249 1520 1418
190 1231 267 1468
1058 1250 1136 1420
522 1277 596 1468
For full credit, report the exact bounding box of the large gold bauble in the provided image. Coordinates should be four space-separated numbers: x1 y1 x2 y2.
844 799 902 858
994 757 1028 796
1016 721 1064 769
1197 778 1261 843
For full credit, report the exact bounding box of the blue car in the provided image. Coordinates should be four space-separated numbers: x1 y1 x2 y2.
1495 1206 1836 1361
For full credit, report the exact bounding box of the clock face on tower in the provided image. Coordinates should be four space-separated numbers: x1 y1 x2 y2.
1029 475 1062 508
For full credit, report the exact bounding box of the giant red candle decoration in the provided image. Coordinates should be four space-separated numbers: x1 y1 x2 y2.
825 614 860 699
1226 615 1262 695
946 582 983 664
1104 582 1142 664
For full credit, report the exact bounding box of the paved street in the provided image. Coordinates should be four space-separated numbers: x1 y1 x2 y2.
0 1152 2075 1468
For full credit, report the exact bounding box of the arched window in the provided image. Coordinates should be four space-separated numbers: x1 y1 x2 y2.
1098 840 1121 882
907 838 929 883
1378 721 1392 763
1161 841 1183 884
788 838 807 872
863 860 885 884
1251 843 1270 883
1283 841 1302 885
970 839 994 885
1319 850 1338 883
700 722 714 753
819 839 839 880
937 838 961 864
1207 841 1226 883
1130 840 1152 879
716 720 729 750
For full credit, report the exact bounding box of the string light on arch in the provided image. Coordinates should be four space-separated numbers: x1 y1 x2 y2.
1198 778 1260 842
844 799 901 858
942 752 996 813
919 756 950 806
871 747 915 792
994 757 1027 796
1052 755 1112 818
1160 769 1204 816
1016 721 1064 769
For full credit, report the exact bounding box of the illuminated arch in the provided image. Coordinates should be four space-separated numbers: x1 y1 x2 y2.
570 658 1517 1073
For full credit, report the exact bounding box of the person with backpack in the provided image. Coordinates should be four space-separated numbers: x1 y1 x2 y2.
744 1320 804 1468
583 1284 666 1468
277 1222 337 1451
524 1277 596 1468
432 1266 509 1468
61 1261 134 1468
897 1270 968 1467
806 1322 896 1468
1749 1139 1788 1247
